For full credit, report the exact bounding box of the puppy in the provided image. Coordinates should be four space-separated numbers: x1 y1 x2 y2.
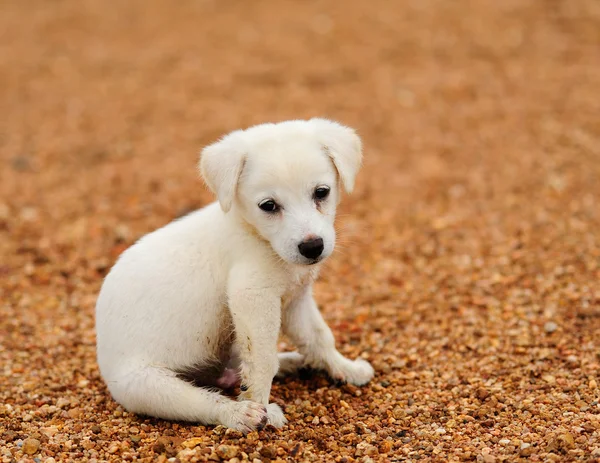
95 118 374 432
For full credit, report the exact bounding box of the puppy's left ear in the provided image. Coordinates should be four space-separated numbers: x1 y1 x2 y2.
311 118 363 194
199 130 246 213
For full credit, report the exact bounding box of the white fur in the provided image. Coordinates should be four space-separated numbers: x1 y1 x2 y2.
95 119 374 432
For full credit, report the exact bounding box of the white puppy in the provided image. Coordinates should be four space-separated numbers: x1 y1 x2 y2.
95 118 374 432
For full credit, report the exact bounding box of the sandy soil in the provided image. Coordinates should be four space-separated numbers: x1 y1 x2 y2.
1 0 600 461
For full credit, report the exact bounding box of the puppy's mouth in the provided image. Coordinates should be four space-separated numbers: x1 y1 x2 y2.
281 254 326 266
303 256 325 266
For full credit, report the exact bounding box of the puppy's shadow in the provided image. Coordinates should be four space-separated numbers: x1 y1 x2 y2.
274 367 347 390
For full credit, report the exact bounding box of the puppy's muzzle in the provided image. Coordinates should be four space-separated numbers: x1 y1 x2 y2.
298 237 324 260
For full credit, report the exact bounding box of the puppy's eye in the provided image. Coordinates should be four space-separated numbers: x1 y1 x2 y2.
314 186 330 201
258 199 279 213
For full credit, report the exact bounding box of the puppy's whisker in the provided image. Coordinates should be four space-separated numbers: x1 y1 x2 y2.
332 248 350 258
334 239 358 247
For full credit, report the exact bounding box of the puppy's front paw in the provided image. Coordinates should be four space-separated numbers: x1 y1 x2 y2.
345 358 375 386
330 358 375 387
276 352 305 378
222 400 268 434
266 403 287 428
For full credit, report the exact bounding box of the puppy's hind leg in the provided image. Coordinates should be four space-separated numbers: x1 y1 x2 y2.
107 365 268 433
276 352 305 378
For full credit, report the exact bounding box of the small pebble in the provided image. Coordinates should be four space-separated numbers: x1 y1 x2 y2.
544 321 558 333
260 445 277 459
56 398 70 409
22 438 40 455
520 446 534 457
216 444 239 459
67 408 81 418
41 426 58 437
476 387 490 400
542 374 556 385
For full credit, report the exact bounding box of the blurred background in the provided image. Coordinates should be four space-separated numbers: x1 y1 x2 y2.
1 0 599 460
2 0 598 240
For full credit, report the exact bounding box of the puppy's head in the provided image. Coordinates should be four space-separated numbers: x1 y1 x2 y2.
200 119 362 265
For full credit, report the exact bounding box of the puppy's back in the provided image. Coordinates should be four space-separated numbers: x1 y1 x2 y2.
95 203 233 374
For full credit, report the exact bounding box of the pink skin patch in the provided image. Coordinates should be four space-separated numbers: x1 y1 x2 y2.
215 368 240 389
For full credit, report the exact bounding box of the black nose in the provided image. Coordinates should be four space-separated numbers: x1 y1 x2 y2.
298 237 324 260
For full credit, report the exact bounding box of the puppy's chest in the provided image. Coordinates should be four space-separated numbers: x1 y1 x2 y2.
280 268 318 309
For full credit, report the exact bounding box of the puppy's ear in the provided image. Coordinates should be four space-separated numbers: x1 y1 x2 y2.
310 118 363 194
199 130 246 213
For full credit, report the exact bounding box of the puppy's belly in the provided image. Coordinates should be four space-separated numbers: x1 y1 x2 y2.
167 313 237 388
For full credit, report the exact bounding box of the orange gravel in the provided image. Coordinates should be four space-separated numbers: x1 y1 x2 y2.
1 0 600 462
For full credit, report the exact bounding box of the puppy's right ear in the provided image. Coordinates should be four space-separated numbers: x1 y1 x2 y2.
199 130 246 213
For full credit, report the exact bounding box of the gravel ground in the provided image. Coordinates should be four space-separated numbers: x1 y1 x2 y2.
2 0 600 461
